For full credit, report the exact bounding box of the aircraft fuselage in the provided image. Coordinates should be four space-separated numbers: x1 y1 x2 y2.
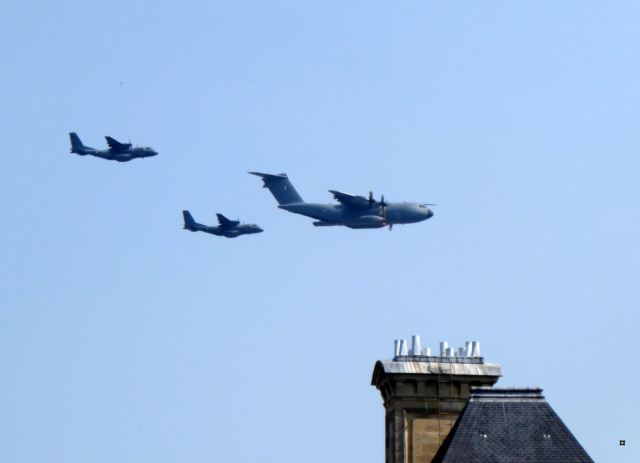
278 202 433 229
72 147 158 162
185 223 263 238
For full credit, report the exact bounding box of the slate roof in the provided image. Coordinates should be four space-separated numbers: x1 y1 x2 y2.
432 387 593 463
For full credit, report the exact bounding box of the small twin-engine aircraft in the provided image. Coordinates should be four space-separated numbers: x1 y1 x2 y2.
182 211 263 238
69 133 158 162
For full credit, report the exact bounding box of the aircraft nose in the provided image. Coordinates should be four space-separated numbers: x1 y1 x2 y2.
426 209 434 219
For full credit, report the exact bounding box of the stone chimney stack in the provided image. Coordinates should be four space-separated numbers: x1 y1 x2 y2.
371 337 502 463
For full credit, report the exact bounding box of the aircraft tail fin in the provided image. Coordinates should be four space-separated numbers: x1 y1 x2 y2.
69 132 95 154
69 132 85 153
248 172 304 205
182 210 200 230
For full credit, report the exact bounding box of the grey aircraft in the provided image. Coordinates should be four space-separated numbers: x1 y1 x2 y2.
182 211 263 238
69 132 158 162
249 172 434 230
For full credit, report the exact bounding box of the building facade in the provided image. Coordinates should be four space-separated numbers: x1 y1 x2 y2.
371 337 593 462
371 338 502 463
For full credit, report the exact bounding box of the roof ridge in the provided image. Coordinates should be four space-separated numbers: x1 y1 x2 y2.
470 387 544 401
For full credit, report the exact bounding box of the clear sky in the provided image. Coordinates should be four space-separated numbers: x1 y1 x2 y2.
1 1 638 461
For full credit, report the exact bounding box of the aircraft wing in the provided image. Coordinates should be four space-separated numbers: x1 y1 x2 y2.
328 190 371 208
105 136 132 152
216 213 240 228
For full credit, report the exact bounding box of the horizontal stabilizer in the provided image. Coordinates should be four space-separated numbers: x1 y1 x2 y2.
248 172 289 181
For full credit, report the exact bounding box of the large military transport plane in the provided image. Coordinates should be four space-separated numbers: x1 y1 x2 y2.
249 172 434 230
69 133 158 162
182 211 263 238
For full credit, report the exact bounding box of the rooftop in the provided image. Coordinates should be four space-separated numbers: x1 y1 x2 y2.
372 337 503 384
431 387 594 463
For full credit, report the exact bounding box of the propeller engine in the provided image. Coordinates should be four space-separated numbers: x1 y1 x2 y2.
369 191 389 227
368 191 387 208
378 194 387 223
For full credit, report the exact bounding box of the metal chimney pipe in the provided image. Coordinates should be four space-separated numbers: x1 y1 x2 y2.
412 336 421 357
400 340 409 356
394 340 401 358
440 341 448 357
472 341 481 357
422 347 431 356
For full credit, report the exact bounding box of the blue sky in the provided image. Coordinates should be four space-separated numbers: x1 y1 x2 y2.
1 1 639 461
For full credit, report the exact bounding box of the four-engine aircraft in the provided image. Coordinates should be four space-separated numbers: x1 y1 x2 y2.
248 172 434 230
69 132 158 162
182 211 263 238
